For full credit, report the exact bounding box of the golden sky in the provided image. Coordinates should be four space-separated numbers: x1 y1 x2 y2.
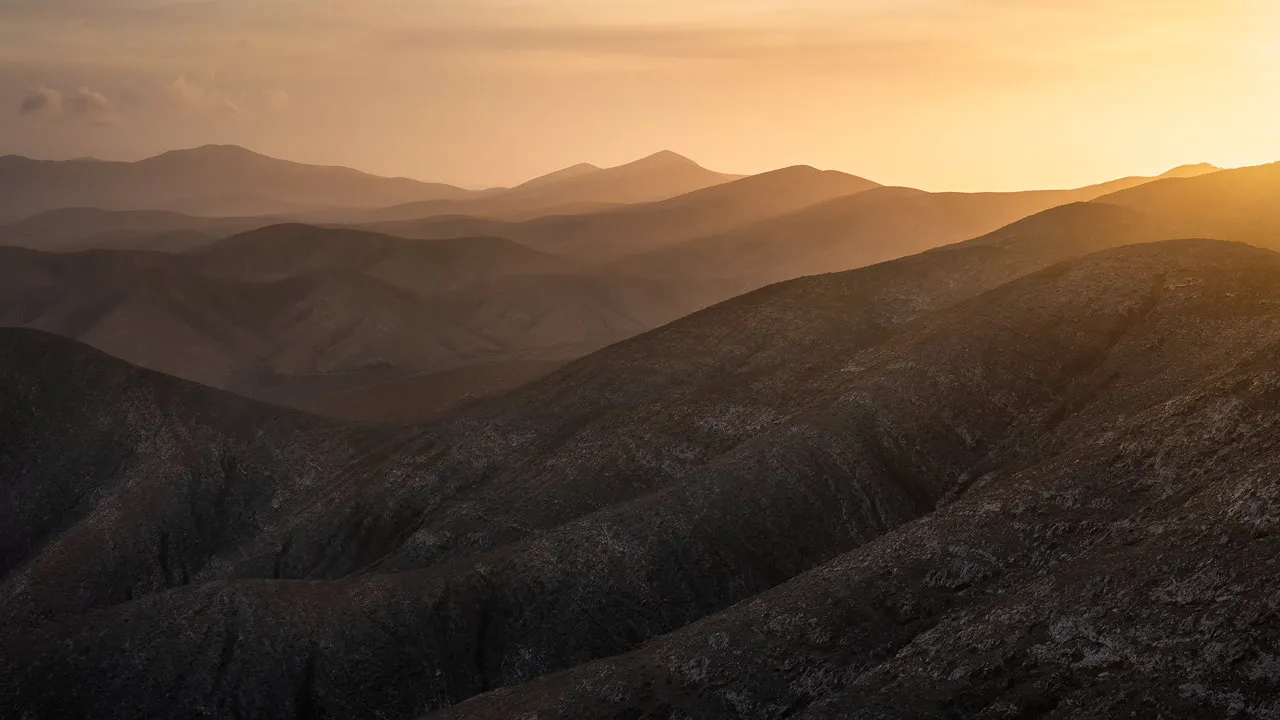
3 0 1277 190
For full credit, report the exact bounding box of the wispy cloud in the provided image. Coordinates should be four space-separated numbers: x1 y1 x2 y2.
17 84 116 124
166 75 242 115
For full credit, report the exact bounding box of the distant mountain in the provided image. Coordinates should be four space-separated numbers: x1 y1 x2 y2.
1098 160 1279 245
0 145 476 217
9 183 1280 717
354 164 1220 307
1159 162 1221 177
345 150 743 222
608 163 1224 303
0 224 705 411
0 207 276 252
515 162 602 190
363 165 881 262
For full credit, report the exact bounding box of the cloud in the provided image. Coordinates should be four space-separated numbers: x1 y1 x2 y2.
264 87 293 112
18 86 61 116
64 86 115 124
166 75 243 115
17 84 115 124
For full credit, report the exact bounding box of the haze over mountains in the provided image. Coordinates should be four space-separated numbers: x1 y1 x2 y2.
0 145 745 222
0 148 1239 422
0 149 1226 420
6 139 1280 719
0 223 709 420
339 150 746 222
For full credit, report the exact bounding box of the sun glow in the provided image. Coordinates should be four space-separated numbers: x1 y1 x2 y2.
1 0 1277 189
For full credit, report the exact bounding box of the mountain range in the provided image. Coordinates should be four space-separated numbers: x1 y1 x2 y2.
0 155 1239 423
337 150 746 223
0 223 710 420
3 155 1280 719
0 146 744 222
360 163 1221 304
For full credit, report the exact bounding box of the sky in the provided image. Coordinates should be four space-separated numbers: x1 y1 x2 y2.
1 0 1277 190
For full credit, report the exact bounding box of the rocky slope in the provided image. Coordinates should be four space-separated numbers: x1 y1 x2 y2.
437 238 1280 719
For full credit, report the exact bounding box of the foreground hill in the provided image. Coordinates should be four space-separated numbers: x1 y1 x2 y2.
0 145 475 217
0 225 700 417
440 238 1280 719
8 179 1279 717
256 358 571 423
347 151 743 222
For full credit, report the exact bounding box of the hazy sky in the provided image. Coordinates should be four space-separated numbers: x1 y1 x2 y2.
2 0 1277 190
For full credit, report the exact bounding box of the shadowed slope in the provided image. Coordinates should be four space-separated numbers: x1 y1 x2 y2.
0 330 381 635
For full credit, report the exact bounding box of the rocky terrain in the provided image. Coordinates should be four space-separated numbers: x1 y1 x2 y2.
6 163 1280 716
2 158 1280 719
436 238 1280 719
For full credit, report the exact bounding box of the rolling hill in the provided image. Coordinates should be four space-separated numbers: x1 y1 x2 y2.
0 224 704 417
352 163 1219 312
1098 160 1280 246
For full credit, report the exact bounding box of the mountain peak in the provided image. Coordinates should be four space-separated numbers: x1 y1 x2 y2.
150 144 265 161
515 162 603 190
1159 163 1220 179
627 150 701 170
